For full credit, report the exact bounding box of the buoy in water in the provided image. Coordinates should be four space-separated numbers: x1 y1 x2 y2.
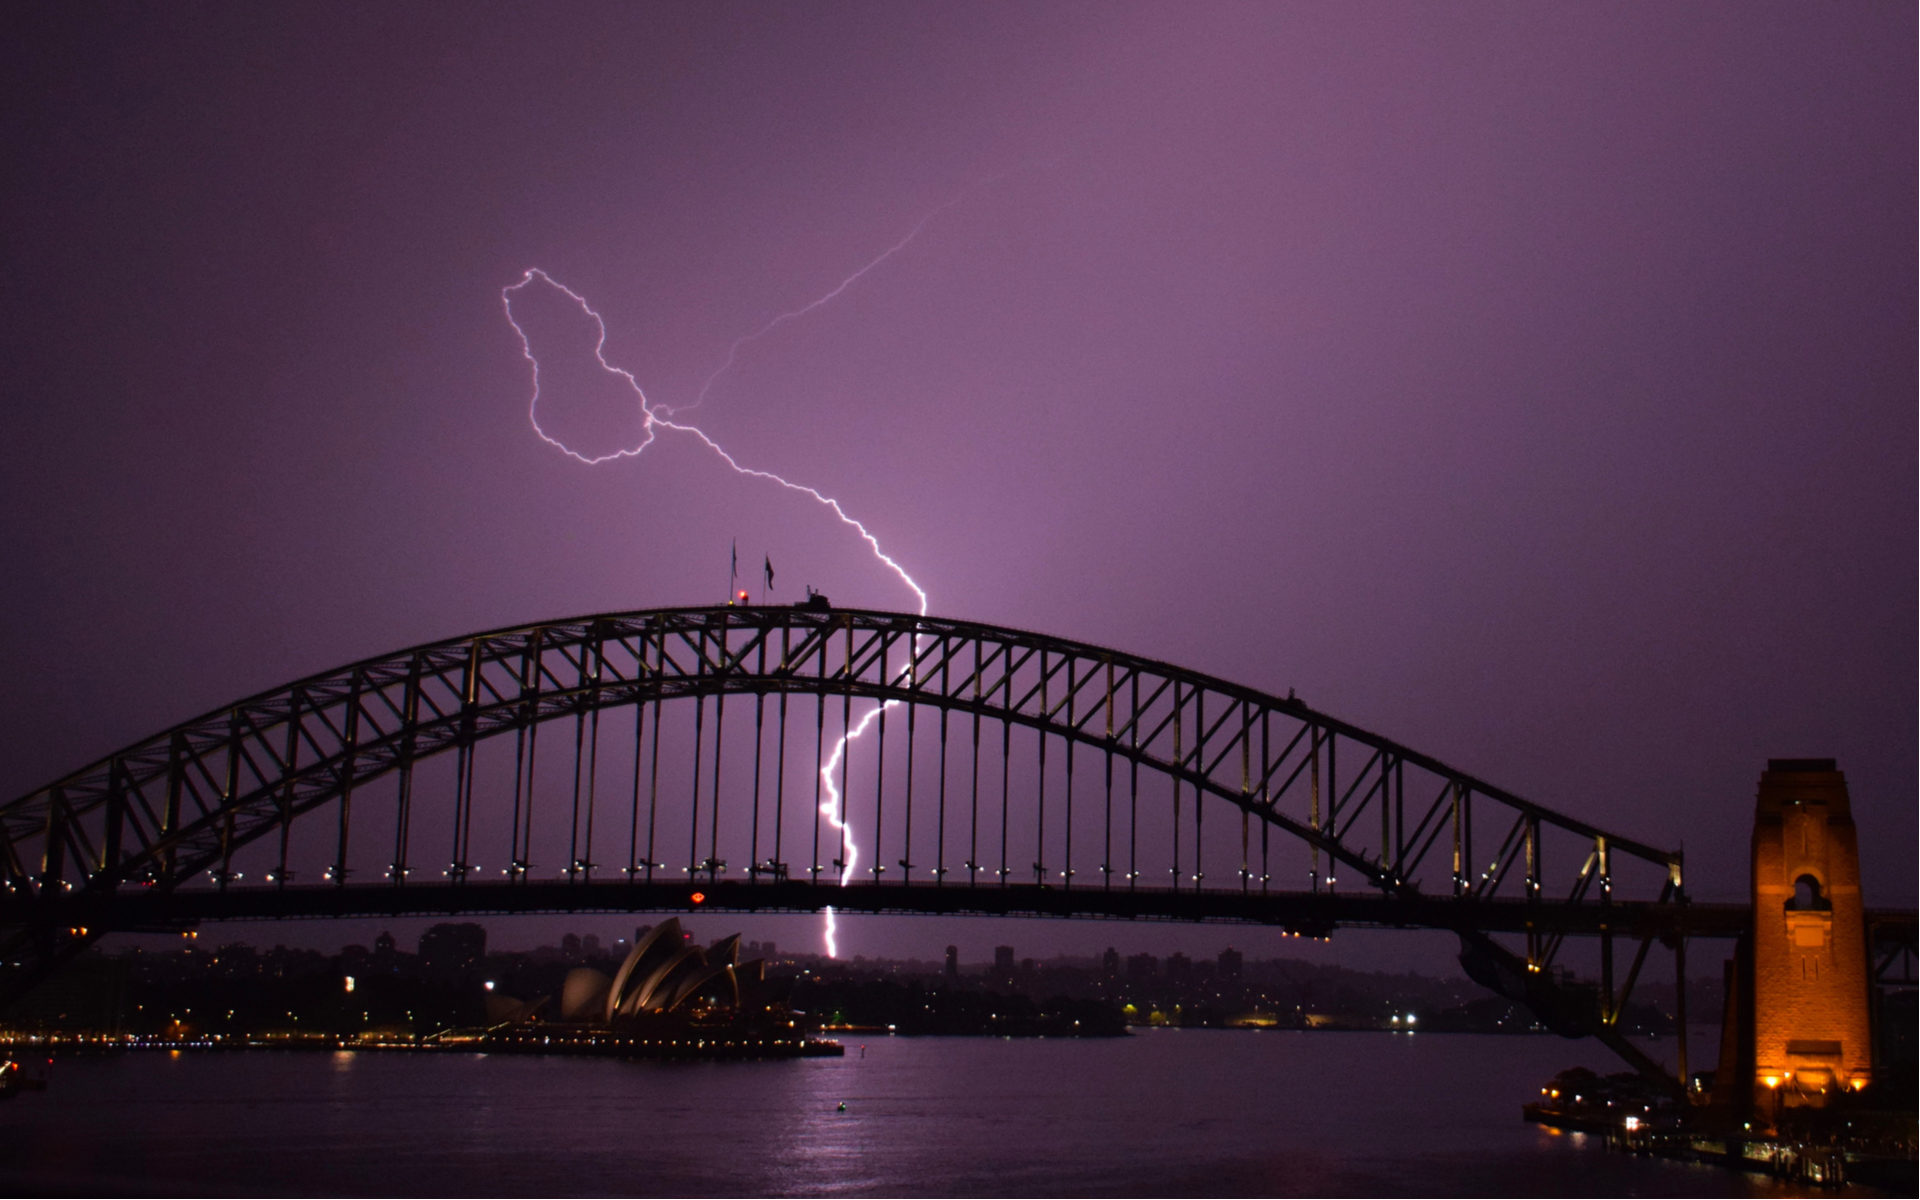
837 1101 847 1112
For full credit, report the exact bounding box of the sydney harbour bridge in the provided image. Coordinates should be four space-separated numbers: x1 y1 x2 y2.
2 603 1910 1088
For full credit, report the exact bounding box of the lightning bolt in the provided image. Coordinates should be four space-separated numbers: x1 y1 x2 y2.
501 262 931 959
661 183 987 419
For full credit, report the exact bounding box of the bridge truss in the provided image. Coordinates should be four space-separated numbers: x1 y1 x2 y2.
5 605 1709 1080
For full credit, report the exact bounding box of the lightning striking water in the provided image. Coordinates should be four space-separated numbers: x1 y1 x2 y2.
501 263 930 958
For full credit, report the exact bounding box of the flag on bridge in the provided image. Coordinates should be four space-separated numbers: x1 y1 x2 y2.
764 555 775 592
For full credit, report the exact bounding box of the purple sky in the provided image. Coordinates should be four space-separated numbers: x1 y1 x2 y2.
3 3 1912 968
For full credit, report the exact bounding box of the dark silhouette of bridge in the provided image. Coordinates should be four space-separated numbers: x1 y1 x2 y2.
2 605 1909 1086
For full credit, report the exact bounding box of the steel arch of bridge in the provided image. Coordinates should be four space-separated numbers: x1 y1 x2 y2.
2 605 1696 1076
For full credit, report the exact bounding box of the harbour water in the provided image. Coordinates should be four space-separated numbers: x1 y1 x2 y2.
0 1030 1836 1196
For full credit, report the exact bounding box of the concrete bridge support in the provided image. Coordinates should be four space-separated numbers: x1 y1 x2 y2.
1714 758 1873 1116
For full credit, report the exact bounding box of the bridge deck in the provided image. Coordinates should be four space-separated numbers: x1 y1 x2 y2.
60 880 1769 940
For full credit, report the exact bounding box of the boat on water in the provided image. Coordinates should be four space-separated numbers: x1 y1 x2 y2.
0 1055 52 1097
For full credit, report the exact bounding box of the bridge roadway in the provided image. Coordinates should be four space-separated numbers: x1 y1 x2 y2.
52 879 1766 939
59 881 1916 978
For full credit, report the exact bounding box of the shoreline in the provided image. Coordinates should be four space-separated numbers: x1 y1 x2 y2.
1525 1103 1917 1193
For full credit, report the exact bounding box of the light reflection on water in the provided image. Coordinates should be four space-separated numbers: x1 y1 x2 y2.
0 1031 1820 1197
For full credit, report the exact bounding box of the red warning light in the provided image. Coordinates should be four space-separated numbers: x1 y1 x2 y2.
737 590 749 603
690 891 706 905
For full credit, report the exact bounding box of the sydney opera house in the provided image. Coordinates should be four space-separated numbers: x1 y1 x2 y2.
450 919 838 1059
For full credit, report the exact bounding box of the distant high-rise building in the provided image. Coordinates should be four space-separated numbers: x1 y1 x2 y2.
561 932 582 959
582 933 602 957
993 945 1015 975
1126 952 1158 981
945 945 959 980
1102 947 1120 979
1166 952 1193 984
1217 948 1243 979
418 922 486 975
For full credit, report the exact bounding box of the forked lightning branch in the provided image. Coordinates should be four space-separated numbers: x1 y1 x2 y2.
499 215 954 955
